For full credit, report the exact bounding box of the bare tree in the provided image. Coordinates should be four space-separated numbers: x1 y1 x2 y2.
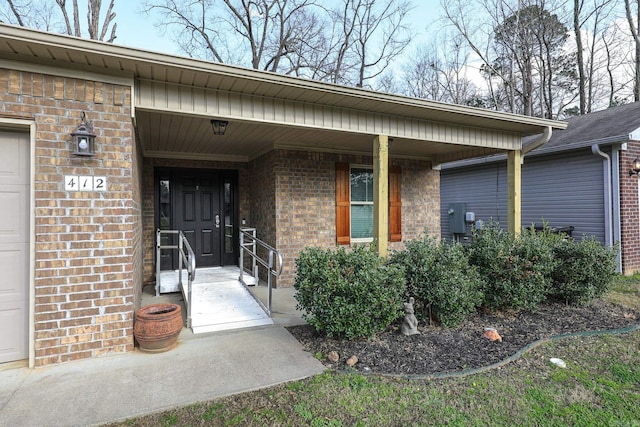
574 0 587 114
1 0 117 42
144 0 411 87
625 0 640 101
317 0 412 88
402 33 478 105
4 0 26 26
573 0 618 114
349 0 412 88
144 0 324 73
89 0 117 42
443 0 577 118
2 0 60 30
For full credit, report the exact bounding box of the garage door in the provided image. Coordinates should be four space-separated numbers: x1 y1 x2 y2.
0 130 29 364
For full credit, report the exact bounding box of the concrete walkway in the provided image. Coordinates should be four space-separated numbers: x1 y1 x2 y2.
0 286 325 426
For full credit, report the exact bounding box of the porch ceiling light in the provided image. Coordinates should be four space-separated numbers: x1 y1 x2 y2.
630 158 640 176
71 112 96 157
211 119 229 136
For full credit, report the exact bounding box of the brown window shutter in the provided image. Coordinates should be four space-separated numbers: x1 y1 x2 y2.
389 166 402 242
335 163 351 245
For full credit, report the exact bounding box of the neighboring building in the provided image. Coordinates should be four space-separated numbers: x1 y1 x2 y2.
0 23 564 368
441 102 640 274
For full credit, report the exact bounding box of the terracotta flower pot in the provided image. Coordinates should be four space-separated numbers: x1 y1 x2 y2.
134 303 183 353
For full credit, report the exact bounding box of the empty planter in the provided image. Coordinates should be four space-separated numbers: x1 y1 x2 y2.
134 303 183 352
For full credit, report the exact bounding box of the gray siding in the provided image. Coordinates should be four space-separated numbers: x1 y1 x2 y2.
441 148 606 243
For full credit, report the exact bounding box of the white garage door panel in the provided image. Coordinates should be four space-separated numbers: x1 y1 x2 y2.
0 132 28 184
0 304 27 362
0 244 28 301
0 130 29 364
0 189 25 243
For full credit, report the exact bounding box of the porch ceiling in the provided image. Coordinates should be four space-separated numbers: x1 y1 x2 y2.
135 109 503 163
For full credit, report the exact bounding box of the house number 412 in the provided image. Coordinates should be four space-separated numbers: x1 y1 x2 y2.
65 175 107 192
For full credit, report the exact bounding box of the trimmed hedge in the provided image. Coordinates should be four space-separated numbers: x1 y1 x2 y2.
293 224 619 337
389 236 484 327
467 223 558 311
293 245 406 339
550 236 618 305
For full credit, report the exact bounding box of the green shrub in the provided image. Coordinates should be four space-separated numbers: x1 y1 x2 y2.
293 245 406 339
389 236 484 327
550 236 618 305
467 222 557 311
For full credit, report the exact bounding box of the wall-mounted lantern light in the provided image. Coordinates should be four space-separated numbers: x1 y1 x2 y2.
211 119 229 136
629 158 640 176
71 112 96 156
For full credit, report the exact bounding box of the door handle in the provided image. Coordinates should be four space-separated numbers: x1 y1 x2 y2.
215 214 220 228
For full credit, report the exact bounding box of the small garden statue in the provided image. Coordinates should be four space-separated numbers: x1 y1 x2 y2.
400 297 420 336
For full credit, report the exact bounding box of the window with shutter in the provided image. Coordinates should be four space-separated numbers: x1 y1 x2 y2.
335 163 401 245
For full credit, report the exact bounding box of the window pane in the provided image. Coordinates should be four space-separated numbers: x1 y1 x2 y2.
160 179 171 230
224 180 234 254
351 204 373 238
351 168 373 202
159 179 173 265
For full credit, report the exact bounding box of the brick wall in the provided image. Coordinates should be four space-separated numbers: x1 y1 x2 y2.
255 150 440 287
391 158 441 250
273 150 336 286
132 131 144 313
0 69 136 366
620 144 640 274
248 152 278 281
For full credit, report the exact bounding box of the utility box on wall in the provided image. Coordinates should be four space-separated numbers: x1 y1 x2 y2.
448 202 467 234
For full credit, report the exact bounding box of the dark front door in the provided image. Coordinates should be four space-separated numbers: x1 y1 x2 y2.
178 171 220 267
156 168 238 270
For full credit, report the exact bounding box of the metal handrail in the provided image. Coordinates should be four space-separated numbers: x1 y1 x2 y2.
156 229 196 327
239 227 283 315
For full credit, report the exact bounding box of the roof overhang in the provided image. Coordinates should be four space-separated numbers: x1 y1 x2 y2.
0 23 567 163
441 135 631 170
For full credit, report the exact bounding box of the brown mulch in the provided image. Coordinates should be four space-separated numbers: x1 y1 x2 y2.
286 300 640 376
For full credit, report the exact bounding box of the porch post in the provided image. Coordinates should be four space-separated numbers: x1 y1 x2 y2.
373 135 389 257
507 149 522 236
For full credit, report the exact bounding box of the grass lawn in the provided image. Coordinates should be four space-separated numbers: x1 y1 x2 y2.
107 276 640 427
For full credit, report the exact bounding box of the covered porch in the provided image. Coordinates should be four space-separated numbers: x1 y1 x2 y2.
0 23 567 366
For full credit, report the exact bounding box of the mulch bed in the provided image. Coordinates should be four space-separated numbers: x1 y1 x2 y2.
287 300 640 376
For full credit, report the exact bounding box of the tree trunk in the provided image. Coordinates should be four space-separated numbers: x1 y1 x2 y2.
625 0 640 101
574 0 586 115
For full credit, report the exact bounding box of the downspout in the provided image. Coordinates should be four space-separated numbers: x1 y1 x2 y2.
522 126 553 158
592 144 614 250
611 146 623 272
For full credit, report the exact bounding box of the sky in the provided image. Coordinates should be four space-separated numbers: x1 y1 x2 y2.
111 1 443 58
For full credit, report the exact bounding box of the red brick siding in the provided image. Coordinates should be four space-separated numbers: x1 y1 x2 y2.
0 69 135 366
391 158 441 251
132 131 144 313
257 150 440 287
248 152 278 280
620 145 640 274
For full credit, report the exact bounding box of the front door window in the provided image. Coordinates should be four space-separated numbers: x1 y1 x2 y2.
158 177 173 270
224 179 234 256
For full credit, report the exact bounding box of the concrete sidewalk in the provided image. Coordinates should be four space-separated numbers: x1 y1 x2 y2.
0 325 326 426
0 285 324 426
